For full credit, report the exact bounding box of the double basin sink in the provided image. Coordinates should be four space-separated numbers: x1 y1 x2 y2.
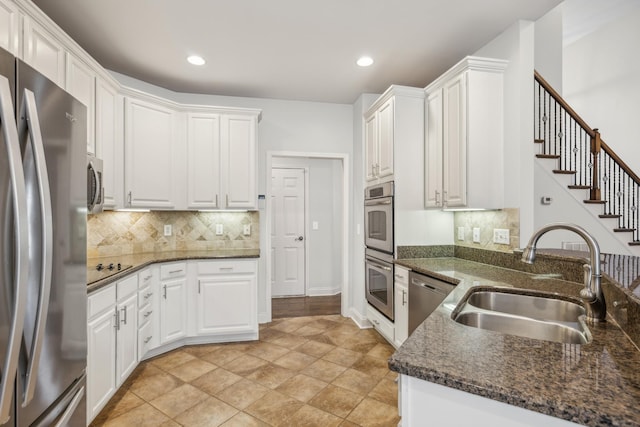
452 287 591 344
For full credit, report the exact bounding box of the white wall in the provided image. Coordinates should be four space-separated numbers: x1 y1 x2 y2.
563 2 640 173
111 71 353 321
534 4 564 91
474 20 536 245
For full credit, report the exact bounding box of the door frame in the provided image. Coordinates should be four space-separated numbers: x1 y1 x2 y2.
265 151 350 321
271 166 309 297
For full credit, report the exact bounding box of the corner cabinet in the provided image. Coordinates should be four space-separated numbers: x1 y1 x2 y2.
186 111 259 210
124 96 182 209
159 262 188 344
424 56 508 210
96 77 124 209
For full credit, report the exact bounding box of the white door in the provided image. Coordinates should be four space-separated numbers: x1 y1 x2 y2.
271 168 306 297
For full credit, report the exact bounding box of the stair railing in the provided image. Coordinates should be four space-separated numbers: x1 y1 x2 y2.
534 70 640 245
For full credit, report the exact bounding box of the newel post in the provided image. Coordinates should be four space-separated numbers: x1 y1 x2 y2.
590 129 602 201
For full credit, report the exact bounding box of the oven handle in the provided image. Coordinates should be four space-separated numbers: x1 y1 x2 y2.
366 257 392 272
365 199 392 206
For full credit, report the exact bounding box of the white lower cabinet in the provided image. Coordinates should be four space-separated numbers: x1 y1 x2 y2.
367 304 394 345
137 265 159 359
195 259 258 338
159 263 188 343
115 291 137 386
394 267 409 347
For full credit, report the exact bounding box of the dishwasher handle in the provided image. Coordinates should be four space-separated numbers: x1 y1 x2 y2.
411 277 454 295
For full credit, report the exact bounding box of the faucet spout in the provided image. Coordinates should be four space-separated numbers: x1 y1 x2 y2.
521 223 606 322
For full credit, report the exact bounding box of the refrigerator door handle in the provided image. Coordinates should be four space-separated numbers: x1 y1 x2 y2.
21 89 54 407
52 386 85 427
0 76 30 424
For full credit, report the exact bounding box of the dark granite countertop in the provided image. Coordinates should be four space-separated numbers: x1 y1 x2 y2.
87 249 260 293
391 257 640 427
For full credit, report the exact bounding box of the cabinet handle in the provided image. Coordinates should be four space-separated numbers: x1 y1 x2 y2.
143 275 152 281
226 194 229 207
163 285 167 299
394 274 404 280
435 190 440 205
121 307 127 325
220 267 233 271
144 292 153 299
443 190 448 206
144 336 152 344
198 281 201 294
402 289 407 306
127 191 132 206
168 269 183 274
144 310 153 318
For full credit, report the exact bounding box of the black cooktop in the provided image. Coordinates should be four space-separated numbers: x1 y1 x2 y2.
87 262 133 284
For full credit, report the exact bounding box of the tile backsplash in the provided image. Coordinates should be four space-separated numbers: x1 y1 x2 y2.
454 208 519 252
87 211 259 258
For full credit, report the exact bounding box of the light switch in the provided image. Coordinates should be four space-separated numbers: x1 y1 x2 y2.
472 227 481 243
164 224 172 236
216 224 223 235
312 221 319 230
457 227 465 241
493 228 510 245
243 224 251 236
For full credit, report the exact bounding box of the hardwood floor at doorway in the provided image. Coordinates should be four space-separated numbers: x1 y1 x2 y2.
272 294 341 318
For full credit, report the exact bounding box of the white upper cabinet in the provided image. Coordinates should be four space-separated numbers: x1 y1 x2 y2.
22 16 65 87
65 53 95 154
0 0 20 56
96 77 124 209
424 56 508 210
187 112 221 209
365 97 395 183
221 114 257 209
124 96 181 209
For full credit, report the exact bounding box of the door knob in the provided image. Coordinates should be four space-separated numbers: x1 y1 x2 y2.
296 236 304 241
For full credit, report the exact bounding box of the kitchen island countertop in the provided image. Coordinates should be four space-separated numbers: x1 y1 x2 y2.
87 249 259 293
391 257 640 427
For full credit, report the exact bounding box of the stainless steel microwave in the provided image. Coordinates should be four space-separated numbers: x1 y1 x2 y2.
87 155 104 213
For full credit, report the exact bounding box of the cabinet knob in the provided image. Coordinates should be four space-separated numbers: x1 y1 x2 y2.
296 236 304 241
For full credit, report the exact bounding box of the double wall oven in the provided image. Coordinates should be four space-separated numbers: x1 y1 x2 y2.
364 182 395 320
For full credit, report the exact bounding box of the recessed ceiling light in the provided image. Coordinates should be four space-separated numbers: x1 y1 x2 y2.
357 56 374 67
187 55 206 66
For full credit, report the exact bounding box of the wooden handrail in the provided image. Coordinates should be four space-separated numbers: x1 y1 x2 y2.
601 139 640 186
534 70 595 138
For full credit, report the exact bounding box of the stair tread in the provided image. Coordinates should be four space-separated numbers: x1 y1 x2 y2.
599 214 621 218
553 170 577 175
536 154 560 159
614 228 635 232
583 200 606 204
534 139 544 144
568 185 591 189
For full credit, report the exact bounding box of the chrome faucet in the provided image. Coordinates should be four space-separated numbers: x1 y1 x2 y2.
521 223 606 322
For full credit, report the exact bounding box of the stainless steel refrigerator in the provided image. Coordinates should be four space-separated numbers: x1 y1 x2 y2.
0 47 87 426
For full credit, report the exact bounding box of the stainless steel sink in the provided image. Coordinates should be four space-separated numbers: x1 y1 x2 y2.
466 290 586 322
452 288 591 344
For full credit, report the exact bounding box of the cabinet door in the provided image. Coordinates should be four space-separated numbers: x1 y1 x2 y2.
196 275 257 335
23 17 65 87
394 282 409 347
66 54 95 154
96 78 123 208
365 113 378 182
87 309 116 423
377 98 394 179
0 0 20 56
187 113 220 209
443 72 467 208
160 278 187 343
116 293 138 386
221 114 256 208
125 97 177 208
424 89 443 208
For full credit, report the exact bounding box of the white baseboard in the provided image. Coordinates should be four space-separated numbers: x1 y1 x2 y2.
306 287 341 297
348 306 371 329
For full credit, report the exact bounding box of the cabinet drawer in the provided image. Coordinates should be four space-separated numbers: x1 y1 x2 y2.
88 285 116 319
138 267 156 289
138 286 154 308
197 260 256 275
117 274 138 301
394 266 409 285
160 262 187 279
138 303 154 326
138 319 156 360
366 304 394 345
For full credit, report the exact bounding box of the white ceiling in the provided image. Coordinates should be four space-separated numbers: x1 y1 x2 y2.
33 0 562 104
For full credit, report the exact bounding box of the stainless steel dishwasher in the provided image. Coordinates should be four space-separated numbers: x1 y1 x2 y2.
408 271 456 335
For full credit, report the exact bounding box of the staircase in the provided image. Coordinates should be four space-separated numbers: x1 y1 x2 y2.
534 71 640 250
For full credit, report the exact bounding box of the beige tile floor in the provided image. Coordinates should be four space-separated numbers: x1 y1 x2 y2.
91 315 400 427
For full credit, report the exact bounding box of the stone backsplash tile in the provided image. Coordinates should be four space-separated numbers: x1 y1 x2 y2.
453 208 520 252
88 211 259 257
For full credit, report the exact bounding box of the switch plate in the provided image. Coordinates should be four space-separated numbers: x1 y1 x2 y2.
457 226 465 241
215 224 223 235
243 224 251 236
312 221 319 230
472 227 481 243
164 224 172 236
493 228 510 245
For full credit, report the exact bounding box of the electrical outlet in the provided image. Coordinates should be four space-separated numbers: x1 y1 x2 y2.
457 226 465 241
472 227 481 243
243 224 251 236
163 224 172 236
215 224 223 235
493 228 510 245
